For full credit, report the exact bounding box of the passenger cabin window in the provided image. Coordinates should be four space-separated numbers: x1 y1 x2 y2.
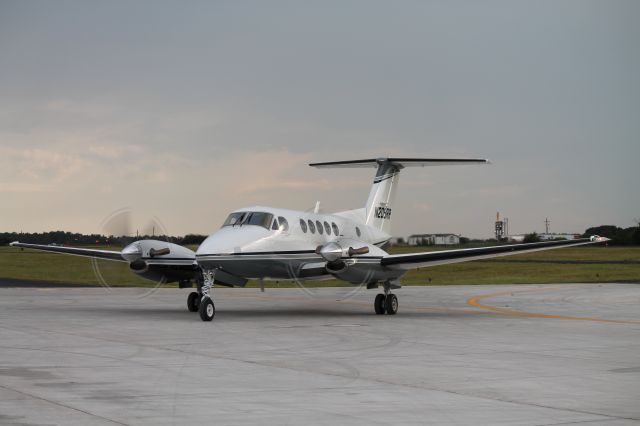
323 221 331 235
299 218 308 233
316 220 323 235
331 222 339 236
356 226 361 237
278 216 289 232
221 211 274 230
307 219 316 233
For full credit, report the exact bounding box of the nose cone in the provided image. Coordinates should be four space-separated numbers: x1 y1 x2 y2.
317 241 343 262
122 242 142 262
196 226 271 255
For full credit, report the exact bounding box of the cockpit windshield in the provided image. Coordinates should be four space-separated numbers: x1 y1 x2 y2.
221 212 274 230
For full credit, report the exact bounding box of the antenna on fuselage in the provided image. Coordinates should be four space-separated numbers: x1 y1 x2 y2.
314 201 320 214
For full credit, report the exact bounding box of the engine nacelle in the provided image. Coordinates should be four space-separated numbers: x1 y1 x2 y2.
123 240 198 283
316 238 398 285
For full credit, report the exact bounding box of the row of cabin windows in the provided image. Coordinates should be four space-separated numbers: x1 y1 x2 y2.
300 219 340 236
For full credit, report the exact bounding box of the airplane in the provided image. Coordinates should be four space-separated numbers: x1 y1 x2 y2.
10 157 609 322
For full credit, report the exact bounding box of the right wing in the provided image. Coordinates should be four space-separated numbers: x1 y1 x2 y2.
10 242 125 262
381 237 609 271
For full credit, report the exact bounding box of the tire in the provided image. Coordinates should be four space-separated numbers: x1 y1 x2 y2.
187 292 199 312
374 294 386 315
199 297 215 321
385 293 398 315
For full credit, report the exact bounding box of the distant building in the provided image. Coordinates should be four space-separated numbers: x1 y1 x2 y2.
539 233 580 241
407 234 460 246
508 233 580 242
388 237 404 246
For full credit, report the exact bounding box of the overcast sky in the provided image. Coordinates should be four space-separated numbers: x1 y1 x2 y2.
1 0 638 239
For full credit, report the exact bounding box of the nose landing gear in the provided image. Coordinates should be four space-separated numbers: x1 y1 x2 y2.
187 292 200 312
197 270 216 321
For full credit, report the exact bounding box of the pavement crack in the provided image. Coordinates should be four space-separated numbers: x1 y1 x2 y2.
0 383 131 426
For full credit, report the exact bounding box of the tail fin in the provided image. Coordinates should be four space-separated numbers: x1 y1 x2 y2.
310 157 489 234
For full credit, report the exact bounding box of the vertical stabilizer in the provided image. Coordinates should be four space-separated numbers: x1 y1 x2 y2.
364 160 400 234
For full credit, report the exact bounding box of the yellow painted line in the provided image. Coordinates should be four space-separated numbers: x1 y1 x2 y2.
223 289 491 316
467 288 640 325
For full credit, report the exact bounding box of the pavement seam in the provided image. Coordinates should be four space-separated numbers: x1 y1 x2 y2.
0 383 131 426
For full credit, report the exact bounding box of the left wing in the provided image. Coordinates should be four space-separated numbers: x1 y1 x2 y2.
381 237 609 271
10 242 125 261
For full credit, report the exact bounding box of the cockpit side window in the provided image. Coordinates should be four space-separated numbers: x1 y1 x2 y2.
271 218 279 230
277 216 289 232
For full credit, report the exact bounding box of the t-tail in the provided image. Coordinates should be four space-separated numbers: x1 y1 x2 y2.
310 157 490 234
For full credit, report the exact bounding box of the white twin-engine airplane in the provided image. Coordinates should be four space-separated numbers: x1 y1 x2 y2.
11 158 608 321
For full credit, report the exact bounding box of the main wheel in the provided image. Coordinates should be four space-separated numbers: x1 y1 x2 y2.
198 297 215 321
187 292 200 312
374 294 386 315
385 293 398 315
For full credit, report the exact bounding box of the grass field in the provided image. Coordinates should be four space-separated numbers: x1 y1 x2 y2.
0 245 638 287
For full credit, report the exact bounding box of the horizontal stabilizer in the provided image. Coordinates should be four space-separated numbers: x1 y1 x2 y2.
309 157 490 169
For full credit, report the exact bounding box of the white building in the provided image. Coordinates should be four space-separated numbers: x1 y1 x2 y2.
539 233 580 241
407 234 460 246
508 233 579 242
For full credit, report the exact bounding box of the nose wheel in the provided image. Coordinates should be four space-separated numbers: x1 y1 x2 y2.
199 297 215 321
374 293 398 315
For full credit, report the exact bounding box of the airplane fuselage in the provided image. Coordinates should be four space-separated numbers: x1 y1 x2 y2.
195 206 390 281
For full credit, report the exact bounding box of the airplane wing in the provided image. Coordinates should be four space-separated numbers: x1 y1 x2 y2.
10 242 125 261
381 237 609 271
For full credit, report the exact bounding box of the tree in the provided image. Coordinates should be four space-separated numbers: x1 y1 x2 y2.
523 232 541 243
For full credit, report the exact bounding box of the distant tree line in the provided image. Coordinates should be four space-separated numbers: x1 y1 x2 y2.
0 231 208 247
2 225 639 247
582 225 640 245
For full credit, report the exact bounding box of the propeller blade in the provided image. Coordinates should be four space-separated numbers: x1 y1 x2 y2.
141 218 163 238
149 247 170 257
103 209 132 237
348 246 370 256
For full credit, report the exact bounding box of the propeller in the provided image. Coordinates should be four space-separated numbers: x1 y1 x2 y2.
315 242 370 263
102 208 132 237
93 208 172 290
100 208 168 239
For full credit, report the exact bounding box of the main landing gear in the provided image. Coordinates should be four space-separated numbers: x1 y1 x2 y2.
374 283 398 315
